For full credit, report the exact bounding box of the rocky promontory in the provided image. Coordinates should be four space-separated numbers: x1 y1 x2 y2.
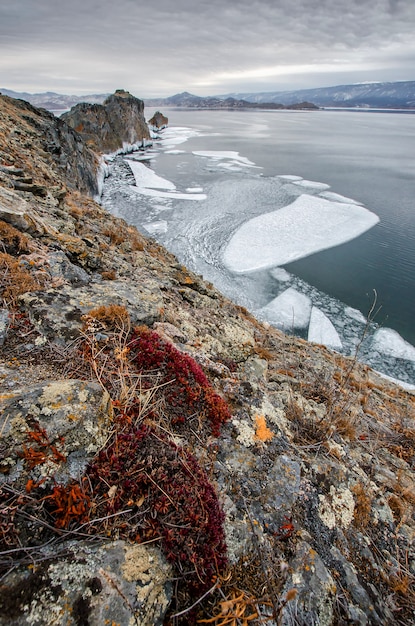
62 89 150 153
0 92 414 626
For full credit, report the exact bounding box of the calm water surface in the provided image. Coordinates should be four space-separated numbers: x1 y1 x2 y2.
146 108 415 346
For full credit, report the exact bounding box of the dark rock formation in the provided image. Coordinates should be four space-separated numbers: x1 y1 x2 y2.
148 111 168 129
62 89 151 153
0 95 98 195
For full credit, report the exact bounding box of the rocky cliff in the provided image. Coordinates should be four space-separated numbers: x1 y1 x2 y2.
0 94 414 626
61 89 151 153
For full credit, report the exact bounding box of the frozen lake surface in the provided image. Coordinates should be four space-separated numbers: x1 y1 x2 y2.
101 109 415 388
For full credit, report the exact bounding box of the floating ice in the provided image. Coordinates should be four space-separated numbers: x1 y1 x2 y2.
156 126 201 148
223 194 379 273
308 307 343 350
130 186 206 200
127 159 176 190
143 221 168 235
186 187 204 193
127 159 206 200
292 179 331 191
278 175 303 181
345 306 367 324
192 151 258 167
258 288 312 330
165 150 186 154
320 191 362 205
270 267 291 282
371 328 415 362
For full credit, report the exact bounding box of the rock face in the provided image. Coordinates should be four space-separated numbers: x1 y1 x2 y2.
0 95 98 195
1 93 415 626
148 110 169 129
62 89 151 153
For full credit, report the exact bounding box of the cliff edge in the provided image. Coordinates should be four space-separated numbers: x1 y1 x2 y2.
62 89 151 153
0 94 414 626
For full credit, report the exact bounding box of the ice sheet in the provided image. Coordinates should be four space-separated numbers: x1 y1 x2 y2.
345 306 367 324
223 194 379 273
192 151 258 167
130 186 206 200
155 126 201 149
258 288 312 330
127 159 176 190
308 307 342 350
143 221 168 235
371 328 415 362
292 179 331 191
127 159 206 200
278 175 303 181
320 191 362 205
270 267 291 282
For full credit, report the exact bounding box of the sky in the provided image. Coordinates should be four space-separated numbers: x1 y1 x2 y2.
1 0 414 98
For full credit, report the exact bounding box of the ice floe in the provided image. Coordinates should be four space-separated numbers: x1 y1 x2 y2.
345 306 367 324
127 159 206 200
292 179 331 191
270 267 291 282
278 175 303 181
371 328 415 362
320 191 363 205
258 288 312 330
127 159 176 190
192 151 259 167
308 307 343 350
142 221 168 235
154 126 201 149
223 194 379 273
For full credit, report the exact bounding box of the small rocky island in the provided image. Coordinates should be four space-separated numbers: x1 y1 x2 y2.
0 90 414 626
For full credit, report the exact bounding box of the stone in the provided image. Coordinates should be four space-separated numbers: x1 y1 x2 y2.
20 278 164 343
0 309 9 346
0 379 111 485
0 540 172 626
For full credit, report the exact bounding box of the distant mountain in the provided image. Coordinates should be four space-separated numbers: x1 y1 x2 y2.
0 88 108 111
219 81 415 108
144 91 318 110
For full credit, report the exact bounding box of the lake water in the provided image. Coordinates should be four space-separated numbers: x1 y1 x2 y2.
101 108 415 387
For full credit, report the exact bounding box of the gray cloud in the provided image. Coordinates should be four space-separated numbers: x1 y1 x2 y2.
1 0 414 96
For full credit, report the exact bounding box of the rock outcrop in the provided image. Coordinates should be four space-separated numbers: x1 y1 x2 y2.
0 94 415 626
62 89 151 153
0 95 98 195
148 111 169 129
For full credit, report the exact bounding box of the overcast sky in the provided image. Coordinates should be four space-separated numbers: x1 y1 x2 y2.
1 0 414 97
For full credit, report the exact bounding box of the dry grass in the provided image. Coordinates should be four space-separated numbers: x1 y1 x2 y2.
0 252 43 306
0 221 31 255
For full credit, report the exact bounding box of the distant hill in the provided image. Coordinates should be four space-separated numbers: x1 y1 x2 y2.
219 81 415 108
0 88 108 111
3 80 415 112
144 91 318 110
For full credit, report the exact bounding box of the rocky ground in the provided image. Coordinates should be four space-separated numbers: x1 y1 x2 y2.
0 93 414 626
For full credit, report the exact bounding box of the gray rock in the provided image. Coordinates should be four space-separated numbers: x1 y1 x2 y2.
0 308 9 345
20 278 164 343
0 540 172 626
0 379 111 485
280 541 336 626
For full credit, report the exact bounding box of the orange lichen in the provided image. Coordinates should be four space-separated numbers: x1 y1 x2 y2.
254 415 274 443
